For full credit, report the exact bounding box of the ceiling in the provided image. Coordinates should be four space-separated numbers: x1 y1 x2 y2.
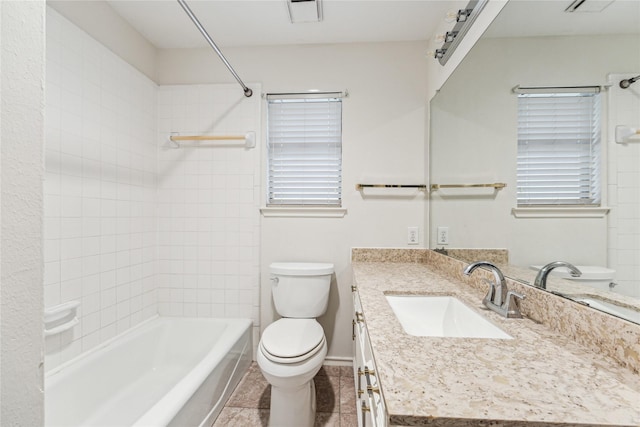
107 0 455 49
484 0 640 38
106 0 640 50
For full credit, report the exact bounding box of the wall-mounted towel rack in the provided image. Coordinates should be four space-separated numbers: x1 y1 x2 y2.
430 183 506 191
169 131 256 148
356 184 427 190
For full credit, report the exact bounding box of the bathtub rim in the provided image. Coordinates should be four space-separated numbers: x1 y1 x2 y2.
45 315 252 378
45 314 159 379
45 315 253 426
134 318 252 427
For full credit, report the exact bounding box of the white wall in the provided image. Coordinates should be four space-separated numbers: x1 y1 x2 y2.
429 34 640 268
44 8 158 370
156 83 262 348
157 42 429 360
47 0 157 81
607 74 640 298
1 1 46 424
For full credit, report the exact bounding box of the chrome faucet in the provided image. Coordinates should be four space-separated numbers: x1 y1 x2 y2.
463 261 525 318
533 261 581 290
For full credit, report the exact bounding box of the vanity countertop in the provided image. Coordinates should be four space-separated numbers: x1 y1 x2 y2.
352 261 640 426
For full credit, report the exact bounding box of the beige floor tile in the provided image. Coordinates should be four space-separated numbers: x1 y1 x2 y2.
227 364 271 409
315 373 340 413
339 375 356 414
212 407 269 427
340 412 358 427
316 365 342 377
314 411 341 427
340 365 354 378
218 361 357 426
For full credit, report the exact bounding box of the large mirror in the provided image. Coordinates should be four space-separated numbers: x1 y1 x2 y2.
429 0 640 324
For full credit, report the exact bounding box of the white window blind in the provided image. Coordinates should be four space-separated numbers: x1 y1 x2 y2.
517 90 601 206
267 95 342 206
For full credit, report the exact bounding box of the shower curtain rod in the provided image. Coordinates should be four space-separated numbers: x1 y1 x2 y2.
177 0 253 97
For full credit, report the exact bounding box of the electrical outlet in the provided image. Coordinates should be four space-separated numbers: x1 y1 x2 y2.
437 226 449 245
407 227 419 245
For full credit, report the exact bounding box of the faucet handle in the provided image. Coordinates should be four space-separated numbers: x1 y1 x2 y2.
503 290 526 318
480 278 495 307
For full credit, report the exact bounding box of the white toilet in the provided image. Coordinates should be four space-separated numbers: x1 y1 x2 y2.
257 262 333 427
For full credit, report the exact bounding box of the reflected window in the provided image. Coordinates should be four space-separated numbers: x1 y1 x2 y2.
517 89 601 206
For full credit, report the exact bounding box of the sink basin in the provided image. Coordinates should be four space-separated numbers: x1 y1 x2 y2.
385 295 512 339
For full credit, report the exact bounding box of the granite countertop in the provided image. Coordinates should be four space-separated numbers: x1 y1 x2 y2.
352 261 640 427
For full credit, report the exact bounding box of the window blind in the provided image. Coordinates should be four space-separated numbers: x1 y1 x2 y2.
517 91 601 206
267 96 342 206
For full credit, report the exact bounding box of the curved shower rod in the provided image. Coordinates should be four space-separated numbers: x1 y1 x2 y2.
177 0 253 97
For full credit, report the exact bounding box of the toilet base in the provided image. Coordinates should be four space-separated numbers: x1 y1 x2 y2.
268 379 316 427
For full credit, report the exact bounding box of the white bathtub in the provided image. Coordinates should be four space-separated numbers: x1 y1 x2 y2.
45 316 252 427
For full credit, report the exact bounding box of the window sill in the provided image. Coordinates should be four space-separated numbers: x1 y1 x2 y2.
260 206 347 218
511 206 610 218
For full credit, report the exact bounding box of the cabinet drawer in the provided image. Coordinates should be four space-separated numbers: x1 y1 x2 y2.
352 289 387 427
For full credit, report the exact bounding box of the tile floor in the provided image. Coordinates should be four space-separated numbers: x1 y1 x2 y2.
214 363 358 426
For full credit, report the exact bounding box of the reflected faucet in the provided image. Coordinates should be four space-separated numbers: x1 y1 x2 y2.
533 261 582 290
463 261 525 318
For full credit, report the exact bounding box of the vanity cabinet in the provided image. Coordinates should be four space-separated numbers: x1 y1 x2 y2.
352 287 387 427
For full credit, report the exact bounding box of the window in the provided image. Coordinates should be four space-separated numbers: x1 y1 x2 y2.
517 89 601 206
267 93 342 206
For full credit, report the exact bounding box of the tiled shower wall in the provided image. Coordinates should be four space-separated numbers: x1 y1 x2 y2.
44 9 262 370
44 9 158 369
608 73 640 298
156 84 262 344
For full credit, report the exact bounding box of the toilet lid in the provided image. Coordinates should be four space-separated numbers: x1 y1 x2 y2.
261 319 325 359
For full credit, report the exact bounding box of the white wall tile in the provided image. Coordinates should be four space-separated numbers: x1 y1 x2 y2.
45 11 261 370
607 73 640 298
157 84 261 329
44 9 158 370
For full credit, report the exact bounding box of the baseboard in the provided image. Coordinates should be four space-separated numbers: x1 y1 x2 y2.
323 356 353 366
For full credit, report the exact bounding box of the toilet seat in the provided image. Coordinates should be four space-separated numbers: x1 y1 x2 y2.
260 319 325 364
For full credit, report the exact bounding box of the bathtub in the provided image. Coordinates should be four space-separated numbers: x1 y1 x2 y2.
45 316 252 427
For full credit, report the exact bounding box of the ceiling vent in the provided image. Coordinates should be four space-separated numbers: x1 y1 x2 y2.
287 0 323 23
565 0 615 13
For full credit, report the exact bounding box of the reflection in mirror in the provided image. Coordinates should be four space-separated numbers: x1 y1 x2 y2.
428 0 640 324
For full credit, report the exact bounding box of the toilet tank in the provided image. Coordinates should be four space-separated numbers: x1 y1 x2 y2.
555 266 616 292
269 262 334 318
531 265 616 292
